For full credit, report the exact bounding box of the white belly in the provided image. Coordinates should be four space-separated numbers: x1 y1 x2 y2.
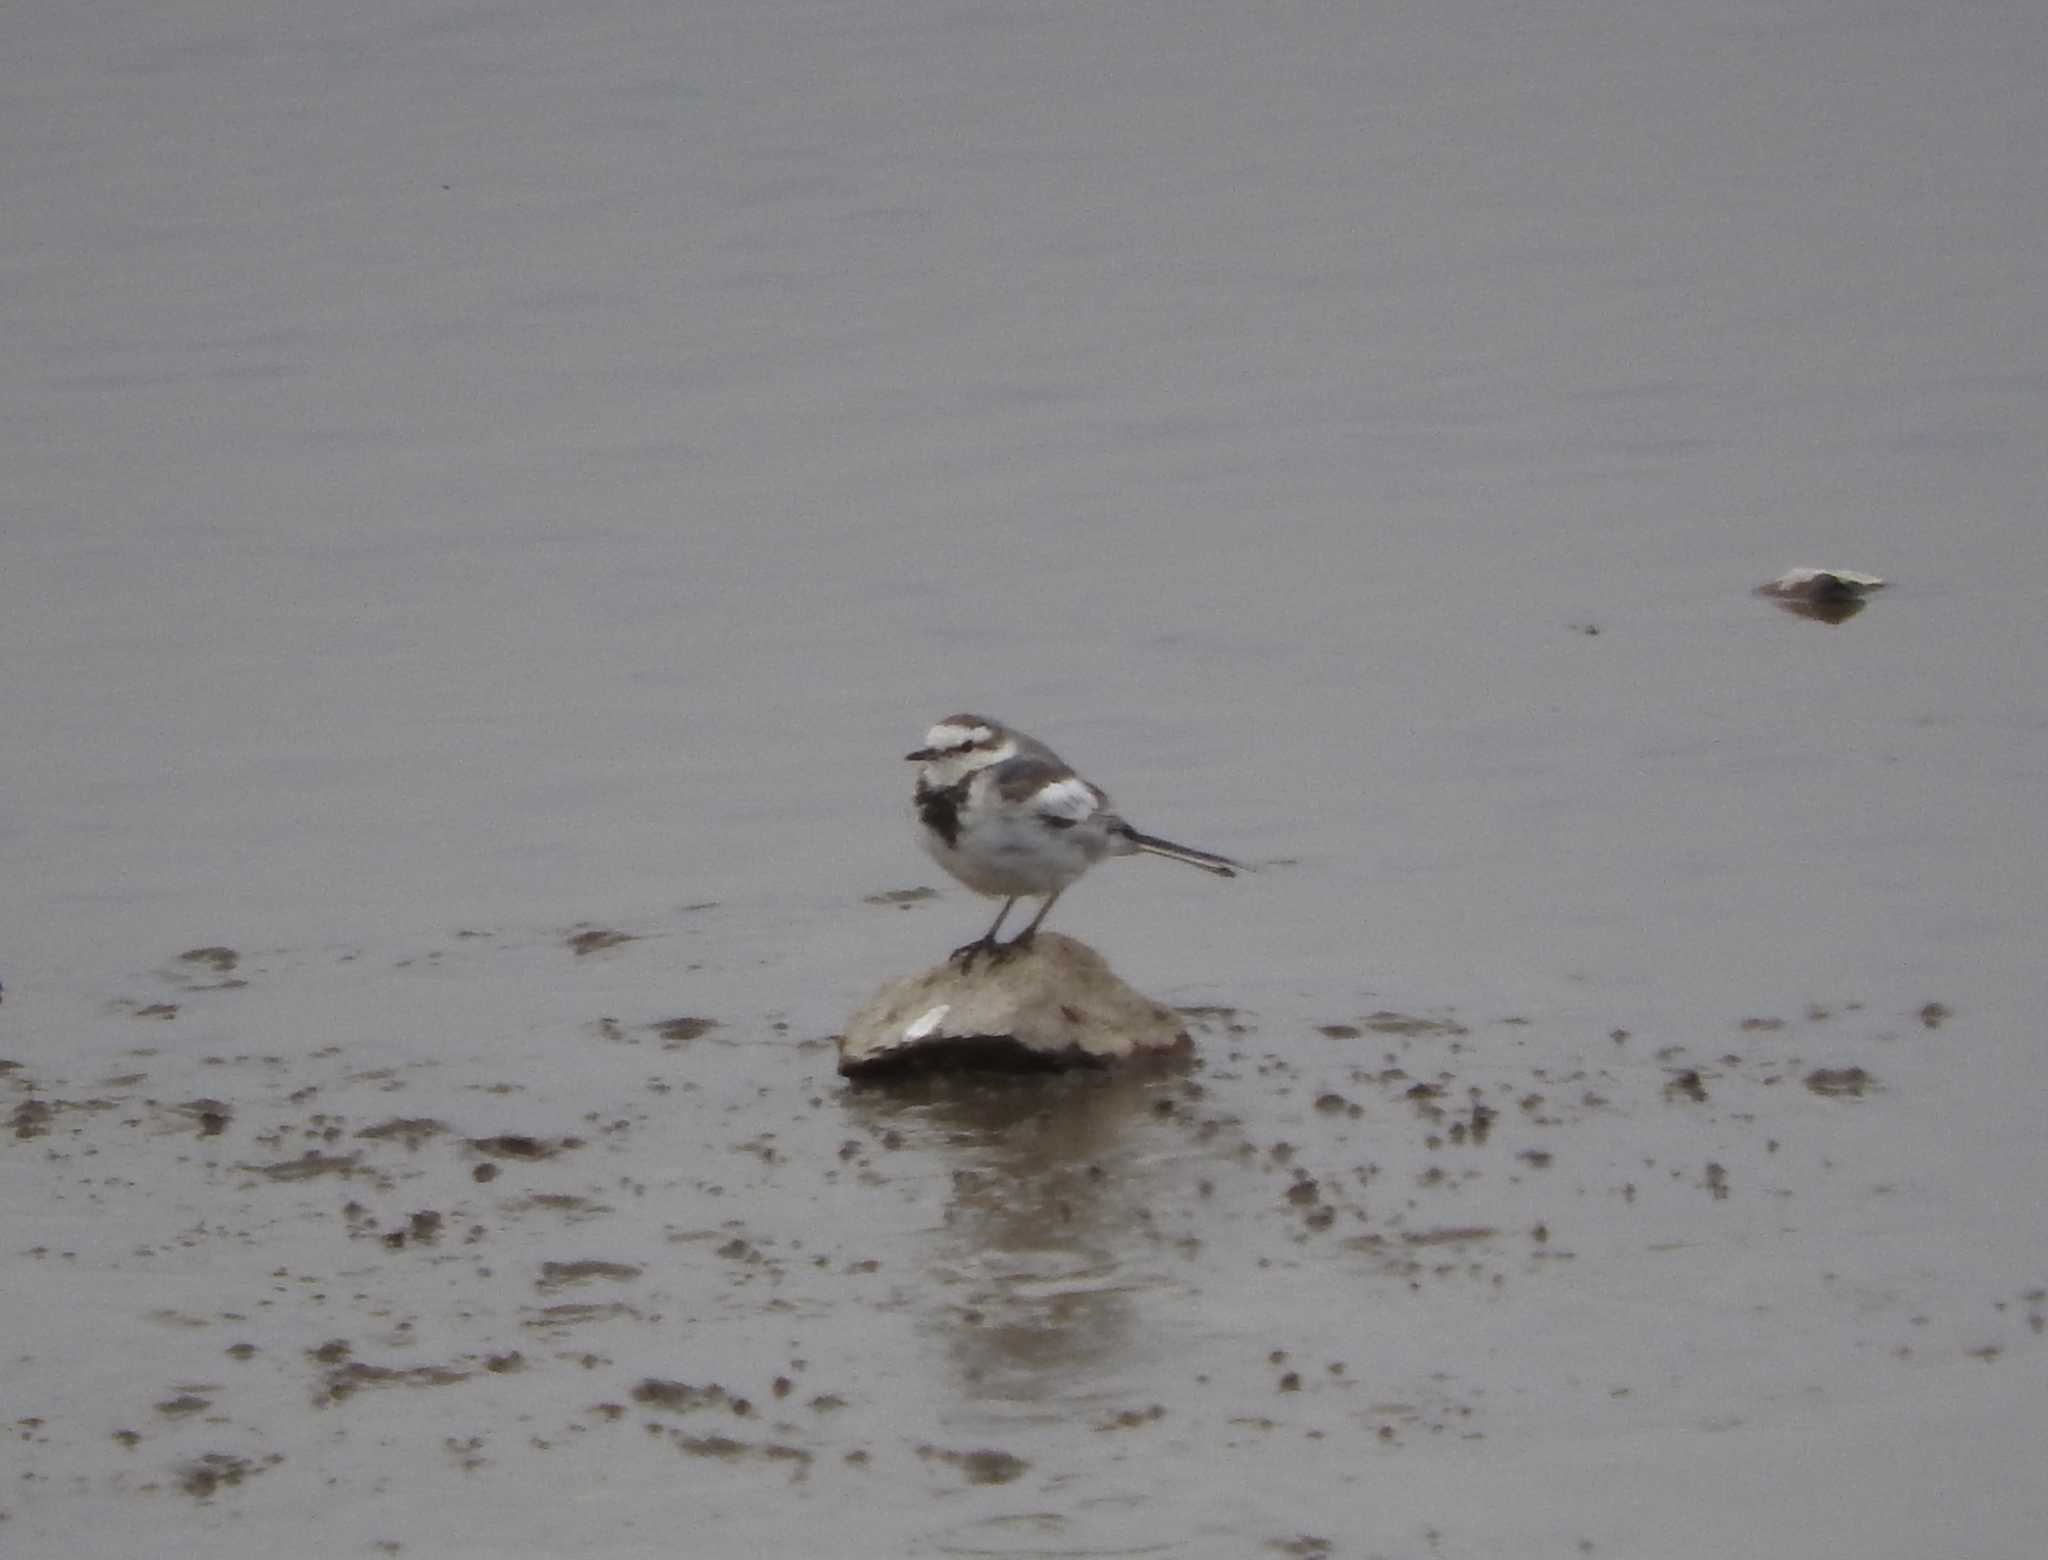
915 805 1107 898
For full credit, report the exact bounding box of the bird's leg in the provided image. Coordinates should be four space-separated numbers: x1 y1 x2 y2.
996 890 1062 959
950 898 1016 970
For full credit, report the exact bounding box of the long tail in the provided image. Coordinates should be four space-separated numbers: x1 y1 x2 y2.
1121 828 1239 877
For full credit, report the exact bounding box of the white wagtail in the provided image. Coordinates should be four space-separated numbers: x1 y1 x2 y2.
907 713 1238 965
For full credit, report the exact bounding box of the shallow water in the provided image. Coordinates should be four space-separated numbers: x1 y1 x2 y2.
4 1 2046 1555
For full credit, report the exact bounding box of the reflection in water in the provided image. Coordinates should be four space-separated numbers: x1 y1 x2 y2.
844 1068 1182 1408
1767 593 1868 625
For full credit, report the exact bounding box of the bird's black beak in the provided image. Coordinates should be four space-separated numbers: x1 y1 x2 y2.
905 747 937 762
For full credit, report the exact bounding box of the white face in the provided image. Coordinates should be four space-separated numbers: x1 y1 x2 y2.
921 719 997 754
910 716 1014 784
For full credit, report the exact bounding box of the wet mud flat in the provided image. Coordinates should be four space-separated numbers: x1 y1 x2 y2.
2 926 2036 1558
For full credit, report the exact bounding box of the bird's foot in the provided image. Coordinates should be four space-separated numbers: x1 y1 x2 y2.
948 937 999 972
949 931 1039 971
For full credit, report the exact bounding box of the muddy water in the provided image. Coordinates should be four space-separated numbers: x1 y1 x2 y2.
1 929 2026 1557
4 0 2047 1555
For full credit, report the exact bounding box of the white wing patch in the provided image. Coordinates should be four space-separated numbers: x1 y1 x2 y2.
1034 776 1101 824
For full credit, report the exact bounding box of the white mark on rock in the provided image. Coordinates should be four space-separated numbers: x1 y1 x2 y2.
904 1003 952 1042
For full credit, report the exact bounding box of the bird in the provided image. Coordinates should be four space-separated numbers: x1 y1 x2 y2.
906 713 1238 966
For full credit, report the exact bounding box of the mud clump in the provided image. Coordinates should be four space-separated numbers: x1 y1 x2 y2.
178 1099 232 1136
1805 1067 1877 1098
864 887 938 907
177 1452 280 1498
1362 1011 1468 1038
1270 1538 1334 1558
1096 1405 1166 1431
631 1378 748 1415
1665 1069 1709 1103
169 946 248 990
652 1017 717 1045
238 1151 360 1181
917 1444 1030 1485
357 1117 448 1148
12 1099 54 1139
1400 1226 1498 1248
675 1433 750 1459
538 1259 641 1290
319 1360 470 1405
469 1133 580 1161
566 928 636 957
504 1192 611 1217
524 1302 642 1330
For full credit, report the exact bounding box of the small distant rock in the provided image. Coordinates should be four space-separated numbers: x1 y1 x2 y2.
1759 568 1886 623
1759 567 1886 601
838 933 1193 1079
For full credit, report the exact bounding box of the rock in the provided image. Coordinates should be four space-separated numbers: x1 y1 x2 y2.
1757 568 1886 624
1759 567 1886 600
837 933 1193 1080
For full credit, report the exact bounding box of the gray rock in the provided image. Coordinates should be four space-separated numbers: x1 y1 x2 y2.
1758 567 1886 601
837 933 1193 1080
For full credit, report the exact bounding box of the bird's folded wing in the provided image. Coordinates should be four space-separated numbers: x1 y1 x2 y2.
989 756 1108 824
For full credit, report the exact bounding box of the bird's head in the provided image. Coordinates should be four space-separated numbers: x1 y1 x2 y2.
906 714 1014 781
